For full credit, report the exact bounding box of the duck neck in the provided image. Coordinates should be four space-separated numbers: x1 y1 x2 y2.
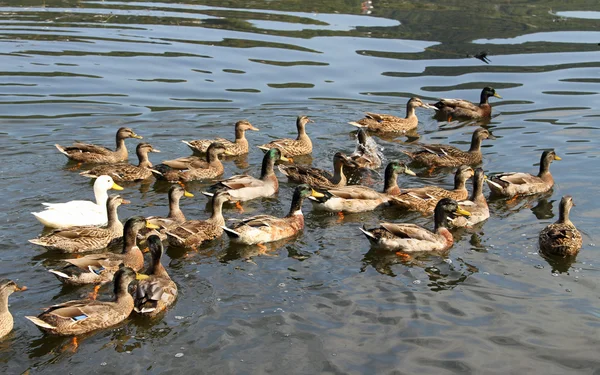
433 208 450 232
122 227 139 254
234 126 247 143
558 204 572 225
296 120 307 140
479 92 490 106
208 198 225 226
0 293 9 314
454 172 468 191
405 104 417 119
260 154 276 180
331 160 346 185
106 203 121 230
115 133 126 152
206 150 220 164
286 191 305 217
470 176 485 203
468 133 483 153
383 168 399 195
168 194 184 220
114 276 131 299
93 185 109 211
137 149 152 168
538 155 551 177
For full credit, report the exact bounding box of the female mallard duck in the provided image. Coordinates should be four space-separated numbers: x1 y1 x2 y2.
257 115 313 157
486 150 560 198
29 195 128 253
55 127 142 164
183 120 259 155
360 198 471 252
402 128 494 168
348 97 437 133
349 129 382 169
449 168 489 227
133 235 177 316
48 217 157 286
166 191 231 249
26 267 143 336
209 148 288 202
279 152 357 189
222 184 323 246
153 142 231 182
432 87 502 120
539 195 582 257
390 165 474 213
141 185 194 241
79 143 161 182
0 280 27 338
308 162 416 213
32 175 124 229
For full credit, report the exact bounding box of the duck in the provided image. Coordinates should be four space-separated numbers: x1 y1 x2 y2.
26 267 144 336
31 175 124 229
55 127 142 164
257 115 313 157
79 143 161 182
166 191 231 249
539 195 582 257
308 162 416 213
0 280 27 338
209 148 288 202
402 128 494 168
448 168 489 227
278 152 357 189
152 142 231 182
182 120 259 155
349 129 382 169
432 87 502 120
348 97 437 133
140 185 194 241
133 235 177 316
29 195 128 253
486 150 560 198
360 198 471 252
48 217 157 286
390 165 475 213
222 184 323 246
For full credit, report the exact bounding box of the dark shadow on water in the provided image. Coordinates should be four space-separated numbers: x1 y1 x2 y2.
538 251 577 274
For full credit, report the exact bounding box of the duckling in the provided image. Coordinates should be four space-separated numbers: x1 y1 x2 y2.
55 127 142 164
349 129 382 169
308 162 416 213
360 198 471 252
79 143 160 182
133 235 177 316
402 128 494 168
48 217 157 286
349 97 437 133
279 152 357 189
153 143 231 182
32 175 124 229
29 195 128 253
432 87 501 120
449 168 489 227
222 185 323 246
486 150 560 198
166 191 231 249
0 280 27 338
257 115 313 157
390 165 475 213
26 267 143 336
183 120 259 155
539 195 582 257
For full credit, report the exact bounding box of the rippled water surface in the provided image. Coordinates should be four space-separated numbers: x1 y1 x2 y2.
1 1 600 373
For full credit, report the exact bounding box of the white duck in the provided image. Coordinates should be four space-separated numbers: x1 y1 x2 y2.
32 175 123 228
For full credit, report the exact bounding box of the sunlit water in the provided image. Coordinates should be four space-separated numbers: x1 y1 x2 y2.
1 1 600 373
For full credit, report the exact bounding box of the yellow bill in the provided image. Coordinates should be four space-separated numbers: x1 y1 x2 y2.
455 207 471 217
135 273 150 280
554 154 562 161
311 189 325 198
493 93 502 99
145 221 160 229
184 190 194 198
111 182 124 191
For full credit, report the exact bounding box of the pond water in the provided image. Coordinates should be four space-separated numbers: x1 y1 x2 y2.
1 1 600 373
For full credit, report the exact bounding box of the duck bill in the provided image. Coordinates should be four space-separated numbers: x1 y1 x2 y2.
135 273 150 280
249 126 260 131
311 189 325 198
404 167 416 176
493 93 502 99
111 182 124 191
224 150 236 156
15 285 27 292
132 133 143 139
145 221 160 229
279 155 290 162
421 103 438 111
455 207 471 217
184 191 194 198
554 155 562 161
487 134 497 140
151 149 161 153
121 199 131 205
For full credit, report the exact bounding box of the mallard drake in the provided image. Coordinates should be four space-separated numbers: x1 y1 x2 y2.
279 152 356 189
55 127 142 164
486 150 560 198
390 165 474 213
133 235 177 316
209 148 288 201
308 162 416 213
141 185 194 241
432 87 501 120
26 267 144 336
360 198 471 252
222 184 323 245
0 280 26 338
257 115 313 157
29 195 128 253
153 143 231 182
166 191 231 248
348 97 437 133
48 217 157 286
402 128 494 168
449 168 489 227
32 175 124 229
79 143 160 182
539 195 582 257
349 129 382 169
183 120 259 155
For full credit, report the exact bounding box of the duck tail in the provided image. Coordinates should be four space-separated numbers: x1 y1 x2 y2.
79 170 97 178
48 269 72 279
348 121 367 128
221 226 241 238
358 225 376 240
54 144 69 157
25 316 56 330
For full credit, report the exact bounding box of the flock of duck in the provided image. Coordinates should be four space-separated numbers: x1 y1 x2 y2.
0 87 582 346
